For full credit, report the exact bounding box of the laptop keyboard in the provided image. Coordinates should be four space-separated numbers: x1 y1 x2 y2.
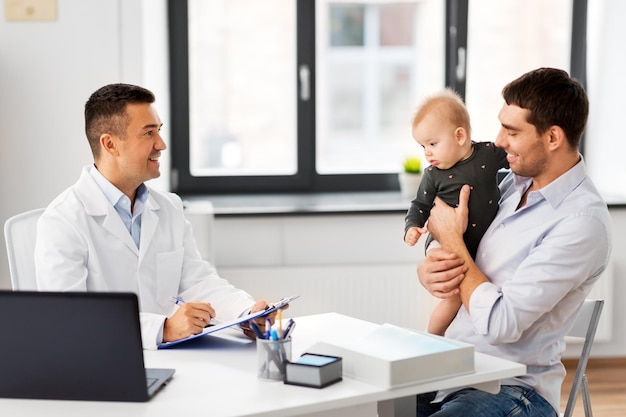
146 378 158 389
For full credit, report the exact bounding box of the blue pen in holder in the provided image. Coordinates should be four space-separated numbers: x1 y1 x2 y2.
257 338 292 381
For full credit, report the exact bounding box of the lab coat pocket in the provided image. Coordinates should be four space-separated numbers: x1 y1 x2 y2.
156 248 184 305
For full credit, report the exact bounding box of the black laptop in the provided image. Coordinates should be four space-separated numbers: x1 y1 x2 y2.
0 291 174 402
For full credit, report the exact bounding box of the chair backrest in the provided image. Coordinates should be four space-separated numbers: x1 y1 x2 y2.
562 299 604 417
3 208 45 290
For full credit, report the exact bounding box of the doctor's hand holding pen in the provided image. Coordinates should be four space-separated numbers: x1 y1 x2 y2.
163 300 216 343
164 297 291 342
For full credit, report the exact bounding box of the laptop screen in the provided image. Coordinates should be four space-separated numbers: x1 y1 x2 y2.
0 291 172 402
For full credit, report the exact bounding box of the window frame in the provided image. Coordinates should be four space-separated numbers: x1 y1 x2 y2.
168 0 585 195
169 0 314 194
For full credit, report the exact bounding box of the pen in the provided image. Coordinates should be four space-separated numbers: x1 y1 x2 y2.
249 321 265 339
169 296 217 327
265 317 272 340
169 296 186 305
270 328 279 341
283 318 296 339
276 309 283 338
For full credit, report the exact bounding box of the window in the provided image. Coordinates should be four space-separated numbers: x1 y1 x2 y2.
169 0 444 194
317 2 438 175
169 0 589 196
186 1 298 178
585 0 626 203
464 0 573 144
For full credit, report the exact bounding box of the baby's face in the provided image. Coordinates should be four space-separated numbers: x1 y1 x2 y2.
413 113 467 170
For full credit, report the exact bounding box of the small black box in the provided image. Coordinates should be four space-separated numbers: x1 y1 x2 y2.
284 353 342 388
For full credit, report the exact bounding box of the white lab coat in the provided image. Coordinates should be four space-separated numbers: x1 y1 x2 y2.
35 166 255 349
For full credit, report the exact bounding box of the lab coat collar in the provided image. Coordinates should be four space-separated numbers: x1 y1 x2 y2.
75 166 162 259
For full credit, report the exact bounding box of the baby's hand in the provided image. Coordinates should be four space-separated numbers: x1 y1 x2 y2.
405 226 426 246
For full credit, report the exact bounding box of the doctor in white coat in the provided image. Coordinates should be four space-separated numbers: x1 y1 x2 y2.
35 84 272 349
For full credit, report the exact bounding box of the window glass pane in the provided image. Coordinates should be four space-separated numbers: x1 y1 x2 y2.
316 0 445 175
465 0 572 144
329 61 364 131
330 4 365 46
379 3 414 46
586 0 626 202
188 0 297 176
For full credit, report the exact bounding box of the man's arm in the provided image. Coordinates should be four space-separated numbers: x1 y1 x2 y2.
417 248 466 299
426 184 487 310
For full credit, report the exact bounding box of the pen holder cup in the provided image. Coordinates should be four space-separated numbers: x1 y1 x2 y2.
256 338 292 381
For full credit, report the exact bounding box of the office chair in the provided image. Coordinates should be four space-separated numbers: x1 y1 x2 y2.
3 208 45 290
562 299 604 417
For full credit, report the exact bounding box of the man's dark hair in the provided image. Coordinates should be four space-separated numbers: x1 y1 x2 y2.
84 84 155 158
502 67 588 149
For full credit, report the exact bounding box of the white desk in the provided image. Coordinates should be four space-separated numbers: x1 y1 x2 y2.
0 313 525 417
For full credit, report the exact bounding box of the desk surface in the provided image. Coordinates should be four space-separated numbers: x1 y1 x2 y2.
0 313 526 417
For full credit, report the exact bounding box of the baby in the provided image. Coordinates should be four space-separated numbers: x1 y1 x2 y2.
404 89 508 335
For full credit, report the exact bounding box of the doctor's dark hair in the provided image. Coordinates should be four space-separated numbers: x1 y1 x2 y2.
84 84 155 158
501 67 588 149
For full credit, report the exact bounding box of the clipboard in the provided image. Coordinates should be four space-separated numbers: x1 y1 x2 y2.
158 295 300 348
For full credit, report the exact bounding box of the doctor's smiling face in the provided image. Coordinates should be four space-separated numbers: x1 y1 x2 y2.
119 103 165 181
100 102 166 199
85 83 165 201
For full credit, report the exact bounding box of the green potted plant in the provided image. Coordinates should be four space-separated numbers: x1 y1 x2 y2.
403 156 422 174
399 156 422 198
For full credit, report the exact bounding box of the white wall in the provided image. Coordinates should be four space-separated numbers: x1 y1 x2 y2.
0 0 624 358
0 0 169 279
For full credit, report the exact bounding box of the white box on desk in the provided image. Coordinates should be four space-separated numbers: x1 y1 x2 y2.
307 323 474 389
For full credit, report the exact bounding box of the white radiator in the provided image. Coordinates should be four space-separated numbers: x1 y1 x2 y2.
222 262 614 345
220 264 436 332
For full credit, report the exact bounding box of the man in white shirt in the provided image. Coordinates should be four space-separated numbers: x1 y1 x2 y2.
35 84 274 349
416 68 612 416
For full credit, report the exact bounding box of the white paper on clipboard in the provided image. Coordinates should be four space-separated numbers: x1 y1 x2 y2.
158 295 300 348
